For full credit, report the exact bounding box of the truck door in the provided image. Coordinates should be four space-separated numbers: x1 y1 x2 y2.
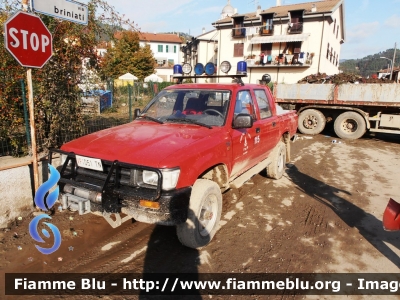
253 88 280 158
230 90 261 177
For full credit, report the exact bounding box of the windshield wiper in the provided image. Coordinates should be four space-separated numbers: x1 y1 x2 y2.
166 117 212 129
138 115 164 124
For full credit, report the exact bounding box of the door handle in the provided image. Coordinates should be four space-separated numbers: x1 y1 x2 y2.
256 128 260 133
272 122 276 127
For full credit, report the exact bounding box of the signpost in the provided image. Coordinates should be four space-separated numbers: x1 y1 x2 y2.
31 0 88 25
4 10 53 191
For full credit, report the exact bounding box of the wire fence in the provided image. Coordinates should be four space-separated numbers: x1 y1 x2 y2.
0 81 175 157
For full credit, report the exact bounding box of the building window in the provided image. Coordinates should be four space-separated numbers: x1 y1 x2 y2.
330 47 333 62
158 45 163 52
261 43 272 56
233 17 245 37
166 45 169 53
289 11 303 34
326 43 330 59
336 25 339 39
174 45 177 53
336 54 339 66
234 43 244 57
261 14 274 34
333 19 336 34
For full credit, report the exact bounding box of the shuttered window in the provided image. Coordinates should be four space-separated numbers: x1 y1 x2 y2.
234 43 244 57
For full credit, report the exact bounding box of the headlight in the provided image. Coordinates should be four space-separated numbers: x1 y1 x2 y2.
141 168 180 191
142 170 159 186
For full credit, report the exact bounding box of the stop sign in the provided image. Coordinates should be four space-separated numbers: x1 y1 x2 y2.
4 11 52 68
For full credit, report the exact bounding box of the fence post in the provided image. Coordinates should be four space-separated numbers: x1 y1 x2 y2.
20 79 31 147
128 84 132 122
107 78 113 107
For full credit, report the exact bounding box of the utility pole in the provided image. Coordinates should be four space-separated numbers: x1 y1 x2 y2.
390 42 396 82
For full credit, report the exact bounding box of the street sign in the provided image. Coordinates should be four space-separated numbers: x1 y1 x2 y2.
32 0 88 25
4 11 52 68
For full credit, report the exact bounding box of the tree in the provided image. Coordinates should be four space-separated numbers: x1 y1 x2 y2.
99 31 156 80
0 0 138 155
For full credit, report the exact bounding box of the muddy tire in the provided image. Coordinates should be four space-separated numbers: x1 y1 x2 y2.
267 141 286 180
298 109 326 135
334 111 366 140
176 179 222 249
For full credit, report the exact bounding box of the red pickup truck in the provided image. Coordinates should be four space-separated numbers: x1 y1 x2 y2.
51 76 297 248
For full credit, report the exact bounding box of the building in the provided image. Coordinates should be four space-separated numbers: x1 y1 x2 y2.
138 32 183 81
96 32 183 82
377 67 400 82
188 0 346 84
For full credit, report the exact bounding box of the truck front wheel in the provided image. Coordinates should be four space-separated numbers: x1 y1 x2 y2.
176 179 222 249
298 109 326 135
334 111 366 140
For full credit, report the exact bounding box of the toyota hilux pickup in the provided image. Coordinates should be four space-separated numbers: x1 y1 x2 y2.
50 64 298 249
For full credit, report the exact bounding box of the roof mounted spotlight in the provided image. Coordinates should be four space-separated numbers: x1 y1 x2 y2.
194 63 204 75
182 63 192 74
173 64 183 76
220 61 231 74
205 62 216 75
237 61 247 75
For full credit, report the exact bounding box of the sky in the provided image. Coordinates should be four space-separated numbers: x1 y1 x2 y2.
82 0 400 60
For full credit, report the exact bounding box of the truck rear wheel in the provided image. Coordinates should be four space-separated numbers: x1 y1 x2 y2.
298 109 326 135
176 179 222 249
267 141 286 180
334 111 366 140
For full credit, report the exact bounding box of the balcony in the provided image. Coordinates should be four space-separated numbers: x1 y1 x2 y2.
288 22 303 34
259 26 274 36
232 28 246 38
247 52 314 68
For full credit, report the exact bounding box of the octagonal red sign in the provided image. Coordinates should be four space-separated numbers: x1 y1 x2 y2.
4 11 52 68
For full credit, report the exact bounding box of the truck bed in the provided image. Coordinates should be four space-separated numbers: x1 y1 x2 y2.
275 84 400 107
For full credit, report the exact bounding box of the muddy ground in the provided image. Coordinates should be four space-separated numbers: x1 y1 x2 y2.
1 130 400 300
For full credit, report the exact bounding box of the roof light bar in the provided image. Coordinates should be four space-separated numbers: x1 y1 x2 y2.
237 61 247 75
205 62 216 75
173 64 183 76
182 63 192 74
194 63 204 75
220 61 231 74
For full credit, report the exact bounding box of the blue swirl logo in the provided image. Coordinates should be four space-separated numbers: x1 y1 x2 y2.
29 164 62 254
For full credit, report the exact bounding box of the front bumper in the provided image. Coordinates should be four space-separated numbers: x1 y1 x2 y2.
50 149 191 226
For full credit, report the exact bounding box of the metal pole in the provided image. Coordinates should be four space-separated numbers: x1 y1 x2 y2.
20 79 31 147
390 42 396 81
128 84 132 122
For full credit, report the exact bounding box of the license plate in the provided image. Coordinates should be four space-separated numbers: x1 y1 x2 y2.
76 155 103 171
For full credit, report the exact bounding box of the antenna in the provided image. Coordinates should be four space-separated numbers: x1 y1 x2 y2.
248 0 259 10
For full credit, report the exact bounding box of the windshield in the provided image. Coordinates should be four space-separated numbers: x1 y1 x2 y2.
141 89 231 127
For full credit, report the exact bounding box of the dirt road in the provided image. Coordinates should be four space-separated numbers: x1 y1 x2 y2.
1 132 400 299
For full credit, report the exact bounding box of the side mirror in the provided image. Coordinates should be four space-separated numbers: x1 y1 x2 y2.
232 114 253 129
134 108 141 119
